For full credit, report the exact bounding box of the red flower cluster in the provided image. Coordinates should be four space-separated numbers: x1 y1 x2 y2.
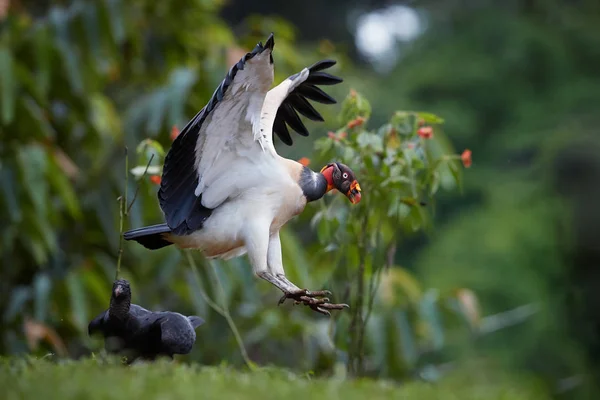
297 157 311 167
461 149 472 168
150 175 161 185
347 116 366 129
327 131 347 142
417 126 433 139
170 125 180 141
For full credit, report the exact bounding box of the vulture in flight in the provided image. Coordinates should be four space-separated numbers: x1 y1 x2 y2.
124 33 362 315
88 279 204 362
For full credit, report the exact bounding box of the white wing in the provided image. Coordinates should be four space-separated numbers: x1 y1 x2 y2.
158 36 276 234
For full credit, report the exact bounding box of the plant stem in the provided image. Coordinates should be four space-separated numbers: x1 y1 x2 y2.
127 153 154 213
185 251 255 370
115 147 128 281
348 212 370 376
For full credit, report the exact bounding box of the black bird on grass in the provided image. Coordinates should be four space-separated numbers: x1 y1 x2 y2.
88 279 204 363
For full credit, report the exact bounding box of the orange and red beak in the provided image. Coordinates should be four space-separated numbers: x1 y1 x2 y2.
347 180 362 204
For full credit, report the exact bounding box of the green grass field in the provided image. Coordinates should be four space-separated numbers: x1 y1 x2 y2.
0 358 551 400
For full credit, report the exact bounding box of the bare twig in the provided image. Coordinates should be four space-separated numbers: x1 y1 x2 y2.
115 147 128 281
127 153 155 214
185 251 255 370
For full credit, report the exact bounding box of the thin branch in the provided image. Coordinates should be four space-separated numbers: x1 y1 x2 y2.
127 153 155 214
115 147 128 281
185 251 225 314
184 251 255 370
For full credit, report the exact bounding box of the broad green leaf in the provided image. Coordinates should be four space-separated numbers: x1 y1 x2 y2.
415 111 445 125
46 154 82 218
0 165 22 222
33 273 52 322
104 0 126 43
4 287 31 323
0 47 17 124
66 270 88 332
90 93 121 138
17 145 48 215
396 310 418 365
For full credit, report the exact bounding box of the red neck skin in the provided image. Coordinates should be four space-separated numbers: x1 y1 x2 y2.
321 165 335 192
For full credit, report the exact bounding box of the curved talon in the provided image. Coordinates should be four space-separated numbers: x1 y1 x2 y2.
277 288 349 315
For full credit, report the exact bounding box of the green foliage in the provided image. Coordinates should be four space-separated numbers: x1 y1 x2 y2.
0 357 552 400
309 90 472 376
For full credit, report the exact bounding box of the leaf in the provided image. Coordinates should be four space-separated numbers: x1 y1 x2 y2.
0 47 16 124
22 96 55 139
356 132 384 152
396 310 418 366
17 145 48 215
32 27 52 100
4 287 31 323
339 90 371 125
49 7 85 95
419 289 445 350
415 111 445 125
136 138 165 158
66 270 88 332
90 93 121 138
0 165 22 222
47 154 82 218
146 90 168 135
33 273 52 322
379 267 423 306
104 0 126 44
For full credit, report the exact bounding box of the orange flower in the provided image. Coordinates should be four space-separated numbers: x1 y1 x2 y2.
170 125 180 141
349 89 357 98
298 157 311 167
338 131 347 139
347 116 366 129
417 126 433 139
149 175 161 185
461 149 472 168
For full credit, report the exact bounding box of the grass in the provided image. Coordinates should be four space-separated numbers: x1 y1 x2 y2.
0 357 551 400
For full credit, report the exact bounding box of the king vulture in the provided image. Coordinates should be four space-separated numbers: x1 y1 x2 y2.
124 33 362 315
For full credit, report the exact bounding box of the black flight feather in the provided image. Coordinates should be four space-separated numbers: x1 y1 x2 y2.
272 59 343 146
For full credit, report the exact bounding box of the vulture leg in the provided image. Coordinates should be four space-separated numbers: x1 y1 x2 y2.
264 233 349 316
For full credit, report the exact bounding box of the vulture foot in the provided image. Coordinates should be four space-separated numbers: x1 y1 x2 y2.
278 289 349 316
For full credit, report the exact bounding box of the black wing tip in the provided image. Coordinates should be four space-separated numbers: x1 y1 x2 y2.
265 32 275 51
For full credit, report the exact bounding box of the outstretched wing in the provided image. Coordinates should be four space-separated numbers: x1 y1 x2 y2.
158 35 276 236
271 60 343 146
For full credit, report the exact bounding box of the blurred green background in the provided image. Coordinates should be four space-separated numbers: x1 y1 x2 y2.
1 0 599 398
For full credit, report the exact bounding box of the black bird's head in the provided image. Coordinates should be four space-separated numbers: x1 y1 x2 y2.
112 279 131 302
320 162 362 204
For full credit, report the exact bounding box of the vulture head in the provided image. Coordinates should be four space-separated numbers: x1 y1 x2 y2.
112 279 131 302
320 162 362 204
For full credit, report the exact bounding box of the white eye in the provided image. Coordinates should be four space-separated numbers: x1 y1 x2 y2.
343 172 348 179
